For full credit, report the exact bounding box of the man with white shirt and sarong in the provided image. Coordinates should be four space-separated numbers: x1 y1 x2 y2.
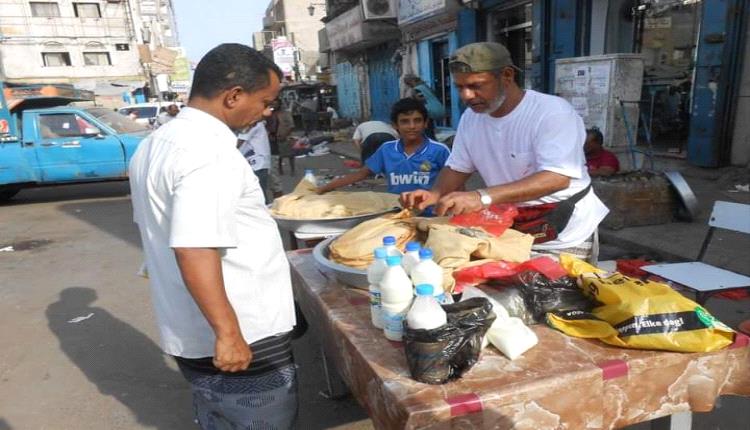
129 44 296 429
401 42 609 262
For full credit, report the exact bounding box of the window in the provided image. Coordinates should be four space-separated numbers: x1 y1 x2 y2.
30 2 60 17
115 43 130 51
83 52 111 66
38 114 97 139
42 52 71 67
73 2 101 18
87 108 146 133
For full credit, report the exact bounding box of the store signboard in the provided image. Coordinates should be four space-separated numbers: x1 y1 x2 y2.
398 0 445 25
272 37 297 77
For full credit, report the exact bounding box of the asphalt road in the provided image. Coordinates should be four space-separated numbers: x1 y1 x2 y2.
0 150 374 430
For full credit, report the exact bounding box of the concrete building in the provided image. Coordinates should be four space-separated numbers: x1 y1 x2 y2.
0 0 145 94
321 0 400 121
257 0 326 80
130 0 179 48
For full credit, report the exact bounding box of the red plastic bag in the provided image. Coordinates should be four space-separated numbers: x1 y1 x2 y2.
450 204 518 236
616 259 650 278
452 257 566 292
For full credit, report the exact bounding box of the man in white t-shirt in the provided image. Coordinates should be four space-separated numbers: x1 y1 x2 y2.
238 121 272 203
129 44 297 429
352 120 399 162
401 42 609 261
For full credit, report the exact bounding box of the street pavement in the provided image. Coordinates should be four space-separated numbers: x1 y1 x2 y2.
0 154 373 429
1 141 748 429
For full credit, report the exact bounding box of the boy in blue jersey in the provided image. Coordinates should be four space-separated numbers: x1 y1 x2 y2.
316 98 450 198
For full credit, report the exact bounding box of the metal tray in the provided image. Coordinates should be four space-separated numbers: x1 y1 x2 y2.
272 207 399 235
663 171 699 221
312 236 369 289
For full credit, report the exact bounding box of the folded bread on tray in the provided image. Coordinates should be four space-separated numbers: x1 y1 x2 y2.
329 209 418 269
270 179 400 219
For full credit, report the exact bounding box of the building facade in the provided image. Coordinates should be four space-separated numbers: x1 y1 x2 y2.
321 0 748 167
0 0 144 87
256 0 326 80
0 0 183 105
322 0 401 121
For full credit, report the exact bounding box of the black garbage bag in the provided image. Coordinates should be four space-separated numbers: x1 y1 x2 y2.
403 298 496 385
513 271 594 322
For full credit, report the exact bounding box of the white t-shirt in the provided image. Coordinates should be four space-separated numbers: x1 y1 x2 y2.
446 90 609 249
326 106 339 119
352 121 398 142
129 107 295 358
238 121 271 171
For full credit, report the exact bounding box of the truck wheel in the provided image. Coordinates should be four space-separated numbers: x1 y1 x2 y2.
0 189 20 201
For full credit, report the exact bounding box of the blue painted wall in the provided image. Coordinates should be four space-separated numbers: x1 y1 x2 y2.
334 61 362 120
367 45 401 122
687 0 745 167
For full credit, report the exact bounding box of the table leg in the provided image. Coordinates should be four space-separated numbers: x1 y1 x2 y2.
650 411 693 430
318 345 350 400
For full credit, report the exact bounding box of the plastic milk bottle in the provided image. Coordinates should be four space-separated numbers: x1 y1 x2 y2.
303 169 317 186
410 248 446 302
406 284 447 330
367 247 388 329
380 255 413 341
382 236 403 257
402 241 421 275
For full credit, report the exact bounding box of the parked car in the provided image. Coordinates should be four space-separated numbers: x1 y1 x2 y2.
0 82 150 200
117 102 170 127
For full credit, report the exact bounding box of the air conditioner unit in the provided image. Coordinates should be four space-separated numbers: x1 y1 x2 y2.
362 0 397 20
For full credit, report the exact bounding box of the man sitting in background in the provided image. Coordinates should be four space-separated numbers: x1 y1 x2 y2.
585 128 620 177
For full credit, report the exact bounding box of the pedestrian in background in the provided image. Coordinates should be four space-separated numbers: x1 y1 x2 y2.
266 100 294 197
352 120 399 163
128 43 297 429
156 104 180 127
237 121 272 203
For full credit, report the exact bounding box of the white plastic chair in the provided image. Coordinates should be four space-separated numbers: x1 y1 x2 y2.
642 201 750 305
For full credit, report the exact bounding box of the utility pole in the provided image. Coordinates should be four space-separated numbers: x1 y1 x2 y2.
290 32 301 81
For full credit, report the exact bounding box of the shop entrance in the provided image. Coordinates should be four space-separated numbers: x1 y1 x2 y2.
487 1 533 89
634 0 702 153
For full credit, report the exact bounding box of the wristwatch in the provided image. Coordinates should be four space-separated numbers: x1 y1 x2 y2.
476 189 492 208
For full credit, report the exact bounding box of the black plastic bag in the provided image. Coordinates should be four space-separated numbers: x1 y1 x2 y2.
513 271 594 322
403 298 496 385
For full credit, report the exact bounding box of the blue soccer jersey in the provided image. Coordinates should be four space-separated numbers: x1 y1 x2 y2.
365 137 451 194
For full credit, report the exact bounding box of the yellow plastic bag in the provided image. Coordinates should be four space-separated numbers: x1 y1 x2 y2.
547 257 735 353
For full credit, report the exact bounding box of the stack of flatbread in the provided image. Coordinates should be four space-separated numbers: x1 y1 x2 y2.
329 210 418 269
270 179 399 219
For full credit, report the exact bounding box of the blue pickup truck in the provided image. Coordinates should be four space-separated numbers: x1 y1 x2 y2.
0 82 149 200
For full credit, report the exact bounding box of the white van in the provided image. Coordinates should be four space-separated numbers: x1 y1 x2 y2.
118 102 169 126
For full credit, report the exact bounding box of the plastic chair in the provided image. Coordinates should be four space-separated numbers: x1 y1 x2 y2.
642 201 750 305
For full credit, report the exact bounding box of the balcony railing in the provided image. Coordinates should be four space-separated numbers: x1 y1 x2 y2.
0 16 133 39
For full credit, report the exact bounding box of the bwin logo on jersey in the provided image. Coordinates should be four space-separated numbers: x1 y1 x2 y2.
390 172 430 186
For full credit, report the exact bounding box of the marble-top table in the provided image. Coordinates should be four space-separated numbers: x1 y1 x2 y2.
288 250 750 429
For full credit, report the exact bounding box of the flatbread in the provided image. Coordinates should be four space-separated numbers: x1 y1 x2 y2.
271 179 400 219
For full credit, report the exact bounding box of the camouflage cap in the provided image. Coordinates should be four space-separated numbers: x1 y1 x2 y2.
449 42 520 74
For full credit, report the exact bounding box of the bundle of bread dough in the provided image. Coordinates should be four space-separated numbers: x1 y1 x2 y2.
329 209 418 269
270 179 400 219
